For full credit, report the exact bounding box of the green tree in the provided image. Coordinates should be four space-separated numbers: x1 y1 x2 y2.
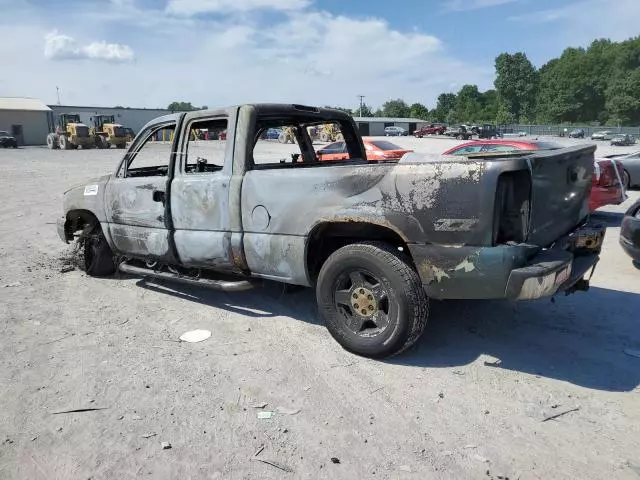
381 99 410 118
356 103 374 117
494 52 538 122
167 101 197 111
432 93 457 122
454 85 482 122
606 69 640 125
479 89 499 122
409 102 430 120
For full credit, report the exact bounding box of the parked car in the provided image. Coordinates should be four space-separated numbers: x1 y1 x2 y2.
605 150 640 189
620 197 640 269
384 126 407 136
413 124 446 137
263 128 281 140
444 125 473 140
569 128 585 138
56 104 605 358
316 139 412 161
591 130 614 141
610 134 636 146
0 130 18 148
443 139 627 212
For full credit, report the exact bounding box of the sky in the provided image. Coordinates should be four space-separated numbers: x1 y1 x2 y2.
0 0 638 110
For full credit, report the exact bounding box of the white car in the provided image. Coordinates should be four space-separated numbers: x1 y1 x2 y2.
384 126 407 136
591 130 614 141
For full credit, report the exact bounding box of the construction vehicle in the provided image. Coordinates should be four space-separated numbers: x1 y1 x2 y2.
318 123 343 142
278 126 296 144
46 113 94 150
90 114 127 149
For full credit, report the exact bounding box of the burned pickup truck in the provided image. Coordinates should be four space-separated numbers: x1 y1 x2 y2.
58 104 604 358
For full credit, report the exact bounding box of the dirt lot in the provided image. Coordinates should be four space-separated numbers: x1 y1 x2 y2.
1 136 639 480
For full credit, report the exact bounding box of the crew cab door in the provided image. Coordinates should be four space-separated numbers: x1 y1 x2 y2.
169 108 240 272
104 120 177 262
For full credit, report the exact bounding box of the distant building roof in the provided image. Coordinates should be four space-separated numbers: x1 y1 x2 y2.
0 97 52 112
49 104 170 112
352 116 428 123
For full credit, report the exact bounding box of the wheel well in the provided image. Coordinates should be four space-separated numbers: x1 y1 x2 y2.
64 209 100 240
306 222 412 284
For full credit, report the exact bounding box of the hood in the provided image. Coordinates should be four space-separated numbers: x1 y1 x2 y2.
63 174 112 195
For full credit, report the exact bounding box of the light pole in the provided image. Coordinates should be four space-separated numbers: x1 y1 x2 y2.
56 86 61 105
357 95 365 117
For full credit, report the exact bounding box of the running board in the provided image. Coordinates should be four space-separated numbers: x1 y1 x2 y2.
119 262 254 292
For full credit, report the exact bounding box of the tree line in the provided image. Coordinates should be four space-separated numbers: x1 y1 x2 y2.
333 36 640 126
165 36 640 126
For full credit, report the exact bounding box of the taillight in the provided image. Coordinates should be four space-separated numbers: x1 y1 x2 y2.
597 161 623 187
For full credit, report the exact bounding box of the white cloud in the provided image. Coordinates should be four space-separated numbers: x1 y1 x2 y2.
442 0 518 12
166 0 311 16
44 30 134 62
3 3 492 108
508 0 640 45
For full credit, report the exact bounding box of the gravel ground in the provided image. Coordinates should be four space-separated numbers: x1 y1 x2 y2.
0 137 639 480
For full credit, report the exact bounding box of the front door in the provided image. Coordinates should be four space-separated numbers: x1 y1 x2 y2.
104 121 177 262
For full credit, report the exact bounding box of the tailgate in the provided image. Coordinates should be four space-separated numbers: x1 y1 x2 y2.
526 145 596 246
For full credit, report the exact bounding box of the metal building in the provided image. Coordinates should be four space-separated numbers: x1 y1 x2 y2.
48 105 172 135
0 98 52 146
352 116 431 136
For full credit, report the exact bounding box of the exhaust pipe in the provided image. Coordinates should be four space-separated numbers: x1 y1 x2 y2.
119 262 254 292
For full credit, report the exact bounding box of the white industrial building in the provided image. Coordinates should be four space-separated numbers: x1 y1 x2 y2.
0 98 52 146
49 105 171 135
352 116 431 136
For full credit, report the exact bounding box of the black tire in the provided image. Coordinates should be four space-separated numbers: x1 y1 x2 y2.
316 242 429 358
624 169 632 189
83 225 116 276
59 135 69 150
46 133 58 150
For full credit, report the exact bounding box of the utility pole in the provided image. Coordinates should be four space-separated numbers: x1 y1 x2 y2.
56 86 61 105
357 95 365 117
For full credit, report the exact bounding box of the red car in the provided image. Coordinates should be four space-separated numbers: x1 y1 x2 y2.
317 139 412 161
444 140 627 212
414 124 446 138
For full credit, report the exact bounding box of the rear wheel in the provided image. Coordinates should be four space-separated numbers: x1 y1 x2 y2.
83 225 116 276
316 242 429 358
46 133 58 150
624 169 632 189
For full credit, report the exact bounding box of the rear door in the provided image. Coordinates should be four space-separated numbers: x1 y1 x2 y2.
169 109 240 272
526 145 596 246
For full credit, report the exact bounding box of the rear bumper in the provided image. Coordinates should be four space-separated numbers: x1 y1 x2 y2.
504 250 598 300
409 223 605 301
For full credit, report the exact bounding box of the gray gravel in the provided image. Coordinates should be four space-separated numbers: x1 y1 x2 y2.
0 138 639 480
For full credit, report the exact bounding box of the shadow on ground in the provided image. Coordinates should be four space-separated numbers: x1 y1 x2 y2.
135 279 640 392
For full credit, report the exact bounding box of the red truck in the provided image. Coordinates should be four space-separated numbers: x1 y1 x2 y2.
413 124 446 137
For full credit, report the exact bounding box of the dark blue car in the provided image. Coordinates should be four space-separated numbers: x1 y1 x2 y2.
264 128 282 140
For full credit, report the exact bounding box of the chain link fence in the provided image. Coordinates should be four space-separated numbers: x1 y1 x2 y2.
502 124 640 137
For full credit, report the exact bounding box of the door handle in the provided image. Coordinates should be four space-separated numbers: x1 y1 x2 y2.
152 190 166 204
